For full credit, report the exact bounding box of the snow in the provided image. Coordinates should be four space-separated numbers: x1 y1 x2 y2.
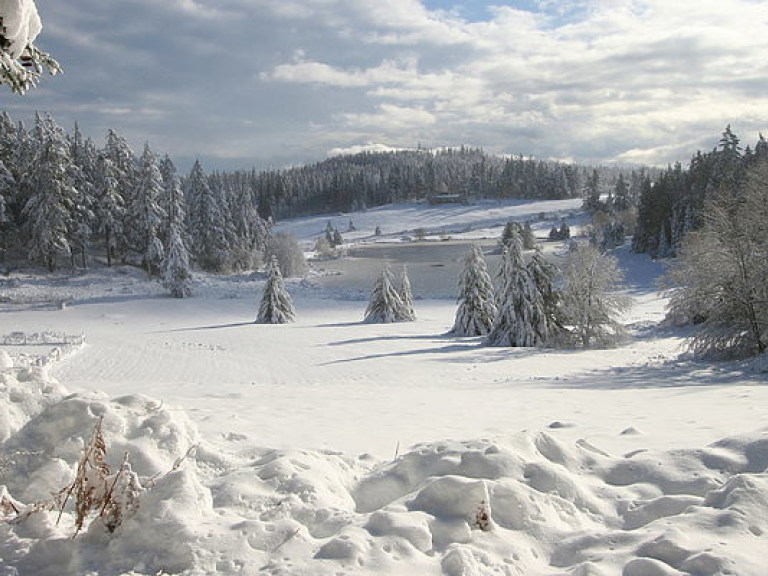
1 198 767 574
0 0 42 58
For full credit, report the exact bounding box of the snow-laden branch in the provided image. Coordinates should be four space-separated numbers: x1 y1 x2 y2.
0 0 60 94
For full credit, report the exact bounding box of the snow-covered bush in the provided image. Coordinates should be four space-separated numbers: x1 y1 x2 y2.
267 231 307 278
559 244 630 348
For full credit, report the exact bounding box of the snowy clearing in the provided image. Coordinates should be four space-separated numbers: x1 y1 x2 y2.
1 198 767 575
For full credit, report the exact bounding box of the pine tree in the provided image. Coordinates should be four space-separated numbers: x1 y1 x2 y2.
161 156 191 298
582 169 602 212
21 118 76 270
103 129 136 262
186 160 230 271
521 222 535 250
163 221 192 298
398 265 416 321
0 160 14 260
364 264 407 323
94 153 125 267
256 255 296 324
67 124 97 268
486 229 547 347
527 249 562 340
452 244 497 336
131 143 166 275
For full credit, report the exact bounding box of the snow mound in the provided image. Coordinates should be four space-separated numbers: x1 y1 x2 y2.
1 368 767 574
0 350 13 370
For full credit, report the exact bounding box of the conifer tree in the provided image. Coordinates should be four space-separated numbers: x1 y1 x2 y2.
0 160 14 259
186 160 230 271
164 221 192 298
103 129 136 262
452 244 497 336
67 124 97 268
94 153 124 267
527 249 562 340
364 264 407 323
159 154 182 247
486 229 547 347
21 118 76 270
161 155 191 298
398 265 416 321
256 255 296 324
131 143 166 275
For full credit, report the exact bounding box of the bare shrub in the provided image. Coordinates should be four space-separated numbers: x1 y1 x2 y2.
266 232 308 278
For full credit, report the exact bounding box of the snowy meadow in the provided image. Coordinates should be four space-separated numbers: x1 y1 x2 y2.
1 198 768 575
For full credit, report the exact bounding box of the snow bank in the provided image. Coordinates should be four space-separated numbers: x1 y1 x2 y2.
1 366 767 575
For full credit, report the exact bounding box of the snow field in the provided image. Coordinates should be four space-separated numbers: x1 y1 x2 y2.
1 368 767 574
1 198 768 574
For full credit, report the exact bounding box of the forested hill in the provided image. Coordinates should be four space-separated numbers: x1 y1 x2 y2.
247 146 588 219
0 109 644 273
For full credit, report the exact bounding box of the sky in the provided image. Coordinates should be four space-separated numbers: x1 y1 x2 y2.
4 0 768 172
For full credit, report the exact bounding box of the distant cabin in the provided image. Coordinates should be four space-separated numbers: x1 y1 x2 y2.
427 193 472 205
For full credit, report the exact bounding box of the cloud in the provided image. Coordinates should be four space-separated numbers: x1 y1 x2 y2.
8 0 768 170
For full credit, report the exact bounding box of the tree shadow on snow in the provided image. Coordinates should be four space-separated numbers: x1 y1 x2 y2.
319 340 543 366
151 321 256 333
539 359 768 391
326 333 452 346
319 342 491 365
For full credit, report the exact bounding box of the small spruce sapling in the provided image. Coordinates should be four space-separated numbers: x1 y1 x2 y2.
256 256 296 324
452 244 497 336
364 264 407 323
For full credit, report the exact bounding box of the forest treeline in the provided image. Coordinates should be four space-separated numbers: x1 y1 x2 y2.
632 125 768 258
0 109 635 273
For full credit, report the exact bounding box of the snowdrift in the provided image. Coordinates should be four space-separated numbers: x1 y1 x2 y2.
1 368 766 575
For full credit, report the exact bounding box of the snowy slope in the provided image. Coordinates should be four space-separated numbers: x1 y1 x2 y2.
1 198 767 575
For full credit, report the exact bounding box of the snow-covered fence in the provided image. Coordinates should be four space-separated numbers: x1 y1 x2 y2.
1 331 85 368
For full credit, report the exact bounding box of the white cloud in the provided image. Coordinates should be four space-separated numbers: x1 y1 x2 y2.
10 0 768 169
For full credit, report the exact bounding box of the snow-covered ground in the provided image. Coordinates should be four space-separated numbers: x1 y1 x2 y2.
1 198 767 575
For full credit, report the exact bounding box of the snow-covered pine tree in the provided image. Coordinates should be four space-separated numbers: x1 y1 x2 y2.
0 159 14 257
94 153 125 267
185 160 230 272
452 244 497 336
486 229 547 347
159 154 181 248
161 155 191 298
527 248 562 341
103 129 136 262
559 244 630 348
398 265 416 321
131 143 166 276
364 264 407 323
67 124 97 268
21 117 76 270
163 220 192 298
256 255 296 324
0 0 60 94
521 222 535 250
